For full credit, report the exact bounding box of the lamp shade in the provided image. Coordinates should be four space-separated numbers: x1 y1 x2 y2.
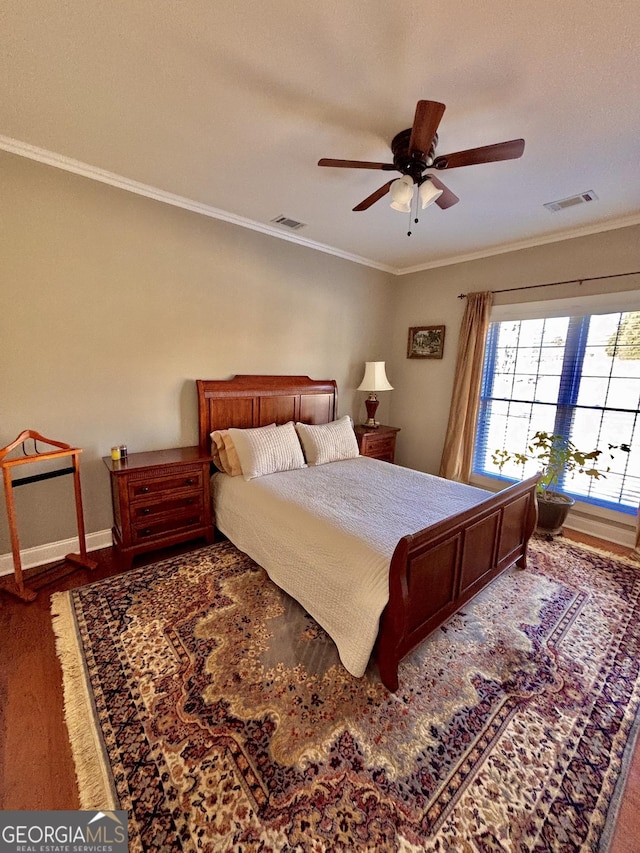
357 361 394 392
390 176 414 212
419 178 443 209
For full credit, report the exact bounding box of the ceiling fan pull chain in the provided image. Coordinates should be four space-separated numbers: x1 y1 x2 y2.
408 184 419 236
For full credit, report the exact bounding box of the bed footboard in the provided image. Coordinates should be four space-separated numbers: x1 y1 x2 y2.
377 474 540 692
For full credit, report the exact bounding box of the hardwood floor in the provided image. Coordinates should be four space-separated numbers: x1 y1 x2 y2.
0 543 192 812
1 532 639 851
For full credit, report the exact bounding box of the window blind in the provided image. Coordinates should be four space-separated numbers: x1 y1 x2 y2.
473 291 640 514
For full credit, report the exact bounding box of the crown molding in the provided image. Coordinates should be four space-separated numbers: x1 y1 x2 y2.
0 135 395 274
2 134 638 278
394 212 640 275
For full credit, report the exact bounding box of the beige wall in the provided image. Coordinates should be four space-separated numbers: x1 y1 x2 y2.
0 152 393 551
2 149 638 557
387 224 640 475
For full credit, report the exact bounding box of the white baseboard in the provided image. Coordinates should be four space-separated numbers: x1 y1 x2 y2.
0 529 113 577
563 512 636 549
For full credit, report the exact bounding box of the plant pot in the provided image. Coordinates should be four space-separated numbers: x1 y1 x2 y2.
536 492 575 536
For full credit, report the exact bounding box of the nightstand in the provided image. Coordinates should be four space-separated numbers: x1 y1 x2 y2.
103 446 214 569
354 424 400 463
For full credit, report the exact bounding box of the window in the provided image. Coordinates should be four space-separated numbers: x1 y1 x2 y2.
473 298 640 515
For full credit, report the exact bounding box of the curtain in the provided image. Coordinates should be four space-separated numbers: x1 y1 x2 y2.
438 291 493 482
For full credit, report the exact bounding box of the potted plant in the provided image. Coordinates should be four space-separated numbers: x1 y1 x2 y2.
492 431 629 536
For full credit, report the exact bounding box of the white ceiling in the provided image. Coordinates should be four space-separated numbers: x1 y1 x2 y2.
2 1 639 274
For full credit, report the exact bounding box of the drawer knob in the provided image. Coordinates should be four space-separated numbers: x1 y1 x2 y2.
185 478 195 486
140 486 150 494
141 507 151 515
141 528 151 536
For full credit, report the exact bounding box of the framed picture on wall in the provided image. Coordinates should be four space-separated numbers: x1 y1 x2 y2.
407 325 446 359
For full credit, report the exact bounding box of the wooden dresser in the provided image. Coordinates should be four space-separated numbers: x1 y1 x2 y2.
103 446 214 568
354 424 400 463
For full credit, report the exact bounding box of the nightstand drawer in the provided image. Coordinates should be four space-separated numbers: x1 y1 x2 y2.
132 512 204 544
132 493 203 520
128 468 203 502
362 434 395 455
354 424 400 463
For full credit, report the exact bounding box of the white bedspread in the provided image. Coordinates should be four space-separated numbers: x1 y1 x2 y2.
212 456 491 678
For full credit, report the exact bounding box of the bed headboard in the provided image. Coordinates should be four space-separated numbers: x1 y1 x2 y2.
196 375 338 453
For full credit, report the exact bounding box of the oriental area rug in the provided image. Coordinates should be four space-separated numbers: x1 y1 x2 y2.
51 536 640 852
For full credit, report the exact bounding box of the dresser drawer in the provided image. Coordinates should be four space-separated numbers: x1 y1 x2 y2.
128 468 203 502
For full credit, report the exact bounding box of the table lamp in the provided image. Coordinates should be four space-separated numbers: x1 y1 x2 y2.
357 361 393 427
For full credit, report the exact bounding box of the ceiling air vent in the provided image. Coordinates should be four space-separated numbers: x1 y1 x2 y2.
270 214 307 231
544 190 598 212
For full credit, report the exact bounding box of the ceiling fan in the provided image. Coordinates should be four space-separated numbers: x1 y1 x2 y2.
318 99 524 213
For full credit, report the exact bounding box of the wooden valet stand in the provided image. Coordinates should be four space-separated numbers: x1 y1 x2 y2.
0 430 97 601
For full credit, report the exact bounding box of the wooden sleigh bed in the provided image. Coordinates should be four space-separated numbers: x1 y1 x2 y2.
197 374 539 692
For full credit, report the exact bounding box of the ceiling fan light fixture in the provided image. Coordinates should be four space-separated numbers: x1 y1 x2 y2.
419 179 444 209
390 175 414 212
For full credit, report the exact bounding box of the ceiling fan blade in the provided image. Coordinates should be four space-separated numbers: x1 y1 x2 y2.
433 138 525 170
427 174 460 209
353 180 395 211
318 158 395 170
408 100 446 157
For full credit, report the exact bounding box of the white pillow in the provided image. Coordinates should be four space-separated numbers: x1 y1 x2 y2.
295 416 359 466
228 422 306 481
211 425 276 476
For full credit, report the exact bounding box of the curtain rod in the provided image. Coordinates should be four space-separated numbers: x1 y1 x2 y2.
457 269 640 299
